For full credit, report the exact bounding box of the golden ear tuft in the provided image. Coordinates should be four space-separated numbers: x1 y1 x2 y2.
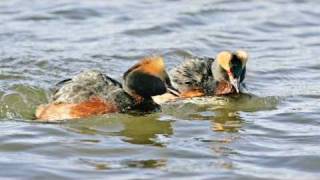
139 56 166 76
235 50 248 65
152 56 165 67
217 51 232 70
141 56 164 68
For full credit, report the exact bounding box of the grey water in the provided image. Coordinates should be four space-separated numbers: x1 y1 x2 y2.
0 0 320 179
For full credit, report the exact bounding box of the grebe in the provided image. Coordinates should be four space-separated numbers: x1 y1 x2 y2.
35 56 179 121
152 50 248 103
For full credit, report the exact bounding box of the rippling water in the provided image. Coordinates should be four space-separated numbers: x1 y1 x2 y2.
1 0 320 179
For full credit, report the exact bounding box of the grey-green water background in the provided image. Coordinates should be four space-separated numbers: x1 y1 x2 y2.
1 0 320 179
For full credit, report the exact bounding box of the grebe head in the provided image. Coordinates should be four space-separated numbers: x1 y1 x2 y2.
123 56 179 101
213 50 249 93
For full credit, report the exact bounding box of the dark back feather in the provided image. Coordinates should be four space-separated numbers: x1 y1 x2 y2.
51 70 123 104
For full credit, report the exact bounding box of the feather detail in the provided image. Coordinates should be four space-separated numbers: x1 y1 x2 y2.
170 56 215 95
36 97 118 121
52 70 122 104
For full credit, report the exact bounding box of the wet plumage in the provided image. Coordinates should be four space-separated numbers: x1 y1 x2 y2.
52 70 123 104
170 56 216 96
36 70 135 121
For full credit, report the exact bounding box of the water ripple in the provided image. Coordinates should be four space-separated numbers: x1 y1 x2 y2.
1 0 320 179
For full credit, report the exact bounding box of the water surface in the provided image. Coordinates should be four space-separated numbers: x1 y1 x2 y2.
1 0 320 179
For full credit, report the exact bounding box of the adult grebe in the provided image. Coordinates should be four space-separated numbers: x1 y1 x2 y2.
35 56 179 121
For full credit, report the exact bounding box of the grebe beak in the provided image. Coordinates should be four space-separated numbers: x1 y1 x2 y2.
167 84 180 96
164 72 180 96
227 70 240 93
230 77 240 93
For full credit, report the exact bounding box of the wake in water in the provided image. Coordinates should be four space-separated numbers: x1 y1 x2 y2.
162 93 280 113
0 85 48 120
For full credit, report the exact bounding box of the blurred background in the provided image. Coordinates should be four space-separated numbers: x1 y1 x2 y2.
0 0 320 179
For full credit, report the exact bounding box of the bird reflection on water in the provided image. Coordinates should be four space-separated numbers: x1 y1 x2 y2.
162 93 279 131
65 114 173 146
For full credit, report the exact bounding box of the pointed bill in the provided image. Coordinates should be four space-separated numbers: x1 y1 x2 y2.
229 77 240 93
166 85 180 97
